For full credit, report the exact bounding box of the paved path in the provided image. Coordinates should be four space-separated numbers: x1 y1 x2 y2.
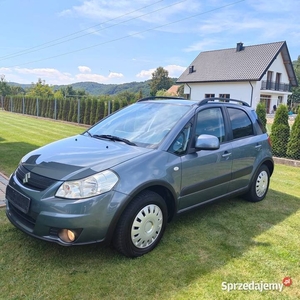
0 172 8 208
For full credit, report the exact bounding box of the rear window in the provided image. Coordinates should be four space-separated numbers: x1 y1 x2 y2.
228 108 253 139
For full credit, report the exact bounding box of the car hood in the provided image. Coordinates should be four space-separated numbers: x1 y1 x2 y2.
20 135 151 181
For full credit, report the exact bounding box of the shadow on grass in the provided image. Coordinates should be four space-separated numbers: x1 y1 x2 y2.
0 188 299 299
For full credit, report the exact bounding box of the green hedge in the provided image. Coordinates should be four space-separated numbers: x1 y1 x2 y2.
3 96 131 125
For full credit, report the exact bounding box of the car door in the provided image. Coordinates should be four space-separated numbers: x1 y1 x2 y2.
178 107 233 211
226 107 263 192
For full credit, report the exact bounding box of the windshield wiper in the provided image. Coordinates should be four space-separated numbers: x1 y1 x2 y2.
92 134 137 146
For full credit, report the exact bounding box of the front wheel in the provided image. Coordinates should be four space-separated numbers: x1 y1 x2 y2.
245 165 270 202
113 190 167 258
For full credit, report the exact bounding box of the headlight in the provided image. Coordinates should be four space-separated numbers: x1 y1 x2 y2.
55 170 118 199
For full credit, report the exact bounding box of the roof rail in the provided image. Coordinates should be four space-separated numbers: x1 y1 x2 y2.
198 97 250 107
137 96 185 102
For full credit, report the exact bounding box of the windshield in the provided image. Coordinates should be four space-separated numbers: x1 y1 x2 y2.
86 102 191 148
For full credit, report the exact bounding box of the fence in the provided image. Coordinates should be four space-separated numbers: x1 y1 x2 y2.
0 95 130 125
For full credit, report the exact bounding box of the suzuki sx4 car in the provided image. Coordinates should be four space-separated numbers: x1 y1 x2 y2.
6 97 273 257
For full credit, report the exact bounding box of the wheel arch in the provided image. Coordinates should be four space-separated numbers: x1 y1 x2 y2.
260 158 274 177
105 181 177 244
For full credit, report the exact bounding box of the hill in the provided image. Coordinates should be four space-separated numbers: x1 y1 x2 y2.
8 79 177 96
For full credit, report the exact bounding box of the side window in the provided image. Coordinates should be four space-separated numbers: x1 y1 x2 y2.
196 108 225 142
228 108 253 139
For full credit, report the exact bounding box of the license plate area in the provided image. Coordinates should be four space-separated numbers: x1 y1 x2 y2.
6 185 31 214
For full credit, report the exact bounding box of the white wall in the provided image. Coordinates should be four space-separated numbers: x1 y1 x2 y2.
261 52 290 82
185 81 255 104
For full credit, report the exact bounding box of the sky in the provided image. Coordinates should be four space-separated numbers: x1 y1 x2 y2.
0 0 299 86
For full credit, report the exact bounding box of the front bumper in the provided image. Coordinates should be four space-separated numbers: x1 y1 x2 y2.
5 172 127 245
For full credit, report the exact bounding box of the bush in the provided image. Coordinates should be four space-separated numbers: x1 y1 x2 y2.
256 102 267 131
286 113 300 159
270 105 290 157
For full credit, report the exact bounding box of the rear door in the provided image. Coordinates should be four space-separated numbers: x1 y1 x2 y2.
226 107 263 192
178 107 233 211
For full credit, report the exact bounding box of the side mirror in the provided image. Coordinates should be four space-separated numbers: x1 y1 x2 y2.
195 134 220 150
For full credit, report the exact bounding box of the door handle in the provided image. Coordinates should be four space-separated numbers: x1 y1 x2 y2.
255 144 262 150
222 151 232 158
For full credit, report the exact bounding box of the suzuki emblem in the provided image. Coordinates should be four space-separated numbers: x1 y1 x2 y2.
23 172 31 184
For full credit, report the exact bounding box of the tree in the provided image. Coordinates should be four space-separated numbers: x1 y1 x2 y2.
288 55 300 111
0 75 11 96
10 85 25 96
178 84 185 97
27 78 54 98
256 102 267 131
270 105 290 157
286 113 300 160
150 67 173 96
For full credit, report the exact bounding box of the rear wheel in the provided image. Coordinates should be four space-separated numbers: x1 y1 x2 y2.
113 190 167 257
245 165 270 202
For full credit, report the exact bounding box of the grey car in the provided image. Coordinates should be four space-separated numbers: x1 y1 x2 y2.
6 97 274 257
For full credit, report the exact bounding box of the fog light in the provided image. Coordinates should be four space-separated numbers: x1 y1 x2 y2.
58 229 76 243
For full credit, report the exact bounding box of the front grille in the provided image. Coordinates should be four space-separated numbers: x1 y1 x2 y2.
16 164 57 191
8 201 36 231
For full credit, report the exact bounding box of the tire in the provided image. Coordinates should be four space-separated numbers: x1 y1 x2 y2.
113 190 167 258
245 165 270 202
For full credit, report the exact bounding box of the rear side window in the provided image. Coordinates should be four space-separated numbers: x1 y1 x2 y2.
251 110 267 134
228 108 253 139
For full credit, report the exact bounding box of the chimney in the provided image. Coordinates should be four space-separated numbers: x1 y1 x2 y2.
189 65 195 74
236 42 244 52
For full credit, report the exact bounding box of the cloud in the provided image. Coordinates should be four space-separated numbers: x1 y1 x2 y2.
136 65 186 79
136 68 155 79
0 67 12 73
75 73 107 82
76 66 123 82
78 66 92 73
165 65 186 77
60 0 135 20
58 0 202 34
108 72 124 79
0 65 125 85
13 67 73 84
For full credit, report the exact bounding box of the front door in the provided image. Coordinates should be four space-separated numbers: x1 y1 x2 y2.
178 107 233 211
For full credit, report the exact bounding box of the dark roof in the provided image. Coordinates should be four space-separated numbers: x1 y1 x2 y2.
177 41 298 87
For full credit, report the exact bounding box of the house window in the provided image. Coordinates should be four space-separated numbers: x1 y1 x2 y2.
219 94 230 102
267 71 273 89
205 94 215 98
275 73 281 90
219 94 230 98
260 95 271 113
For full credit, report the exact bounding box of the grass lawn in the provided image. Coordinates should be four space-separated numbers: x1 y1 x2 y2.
0 110 299 299
0 110 87 176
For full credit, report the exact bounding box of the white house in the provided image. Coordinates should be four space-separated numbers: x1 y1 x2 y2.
177 41 298 113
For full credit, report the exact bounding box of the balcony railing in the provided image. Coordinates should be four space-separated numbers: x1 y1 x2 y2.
261 80 291 92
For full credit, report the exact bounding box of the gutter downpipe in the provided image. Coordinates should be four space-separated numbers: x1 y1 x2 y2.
186 83 192 100
249 81 253 107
